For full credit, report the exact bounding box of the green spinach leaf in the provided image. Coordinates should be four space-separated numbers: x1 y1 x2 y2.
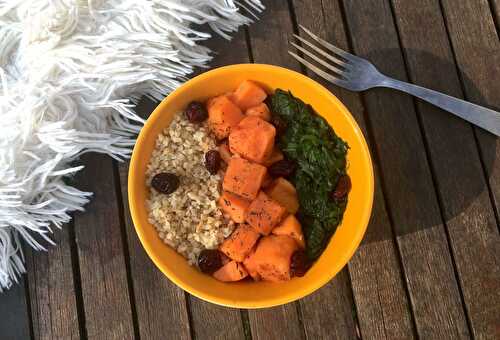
270 89 349 261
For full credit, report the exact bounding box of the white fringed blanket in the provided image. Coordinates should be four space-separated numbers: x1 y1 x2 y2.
0 0 263 291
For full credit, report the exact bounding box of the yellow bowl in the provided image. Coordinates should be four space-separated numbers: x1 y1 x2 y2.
129 64 374 308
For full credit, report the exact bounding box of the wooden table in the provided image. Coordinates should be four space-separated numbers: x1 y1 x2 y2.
2 1 499 339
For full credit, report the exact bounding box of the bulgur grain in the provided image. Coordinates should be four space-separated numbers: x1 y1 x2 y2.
146 114 234 265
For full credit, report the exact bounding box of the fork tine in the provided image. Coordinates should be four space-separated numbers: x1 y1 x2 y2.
299 25 353 60
288 51 348 88
290 41 345 77
293 34 347 67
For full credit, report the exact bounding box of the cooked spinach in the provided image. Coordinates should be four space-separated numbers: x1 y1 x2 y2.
270 89 349 260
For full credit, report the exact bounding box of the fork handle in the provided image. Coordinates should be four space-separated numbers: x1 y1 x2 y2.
380 78 500 136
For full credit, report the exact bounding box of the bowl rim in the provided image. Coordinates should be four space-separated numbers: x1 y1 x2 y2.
128 63 374 308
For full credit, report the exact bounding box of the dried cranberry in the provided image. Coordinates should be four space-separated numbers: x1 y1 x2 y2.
271 116 287 136
198 249 223 274
290 250 310 277
330 175 351 201
184 101 208 123
268 159 297 178
151 172 179 194
205 150 221 175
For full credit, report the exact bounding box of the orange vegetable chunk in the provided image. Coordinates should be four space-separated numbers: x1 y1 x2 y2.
223 158 267 200
229 116 276 164
232 80 268 110
207 95 245 139
272 215 305 248
213 261 248 282
265 177 299 214
218 191 251 223
243 247 261 280
262 148 284 167
219 224 260 262
243 235 298 282
218 142 233 164
246 191 287 235
246 103 271 121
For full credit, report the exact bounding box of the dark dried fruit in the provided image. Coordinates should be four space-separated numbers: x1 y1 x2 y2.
198 249 223 274
268 159 297 178
290 250 310 277
205 150 221 175
151 172 180 195
184 101 208 123
271 115 287 136
330 174 351 201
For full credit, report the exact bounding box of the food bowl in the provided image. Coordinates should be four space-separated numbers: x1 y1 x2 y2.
128 64 374 308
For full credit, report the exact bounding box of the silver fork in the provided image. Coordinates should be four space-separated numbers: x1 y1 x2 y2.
289 25 500 137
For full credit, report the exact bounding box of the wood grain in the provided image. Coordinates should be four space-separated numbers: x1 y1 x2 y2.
341 0 471 338
26 226 80 340
440 0 500 224
248 305 304 340
291 0 415 338
0 276 32 340
73 154 135 340
431 0 500 337
117 160 192 340
189 297 247 339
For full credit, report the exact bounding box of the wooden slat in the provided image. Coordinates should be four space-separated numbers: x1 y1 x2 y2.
291 0 416 338
341 0 471 338
117 158 191 340
0 276 32 340
429 0 500 337
189 297 246 339
248 306 304 340
439 0 500 222
26 226 80 340
490 0 499 31
73 154 136 340
246 1 356 339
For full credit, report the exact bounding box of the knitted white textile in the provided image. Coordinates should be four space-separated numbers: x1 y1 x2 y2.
0 0 263 290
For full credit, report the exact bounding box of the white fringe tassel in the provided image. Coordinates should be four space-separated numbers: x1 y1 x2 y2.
0 0 264 291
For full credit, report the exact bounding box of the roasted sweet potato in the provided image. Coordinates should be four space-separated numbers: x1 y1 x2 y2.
272 215 305 248
242 247 261 280
223 157 267 200
218 142 233 164
246 191 287 235
219 224 260 262
229 116 276 164
207 95 244 139
265 177 299 214
213 260 249 282
246 102 271 121
243 235 298 282
232 80 267 110
218 191 251 223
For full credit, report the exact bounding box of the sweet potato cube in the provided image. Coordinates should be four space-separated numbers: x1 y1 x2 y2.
229 116 276 164
218 191 251 223
265 177 299 214
246 191 287 235
243 235 298 282
219 224 260 262
272 215 305 248
262 148 284 167
223 158 267 200
213 261 248 282
207 95 245 139
232 80 268 110
218 142 233 164
246 103 271 121
243 247 261 281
